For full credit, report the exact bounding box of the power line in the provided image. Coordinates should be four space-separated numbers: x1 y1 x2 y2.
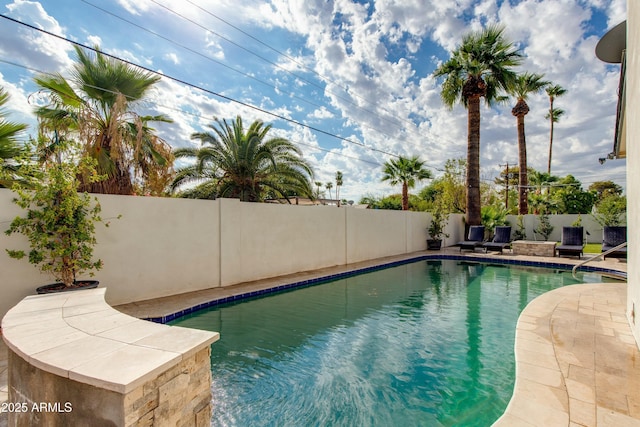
143 0 419 136
78 1 329 114
78 0 429 158
177 0 422 133
0 57 384 169
0 13 407 163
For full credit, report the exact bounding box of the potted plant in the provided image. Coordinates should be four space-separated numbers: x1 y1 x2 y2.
5 154 107 293
427 208 449 250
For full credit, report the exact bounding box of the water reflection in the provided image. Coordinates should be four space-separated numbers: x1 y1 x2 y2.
172 260 617 427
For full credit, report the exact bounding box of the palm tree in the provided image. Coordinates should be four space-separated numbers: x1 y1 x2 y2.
171 116 314 202
335 171 343 207
433 25 522 225
381 155 432 211
314 181 323 200
511 72 549 215
33 46 173 195
0 88 28 188
529 170 558 194
325 182 333 200
545 84 567 174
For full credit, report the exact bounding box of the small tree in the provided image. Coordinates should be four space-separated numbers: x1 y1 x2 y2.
513 215 527 240
5 151 108 287
533 214 554 241
592 194 627 227
428 206 450 241
571 214 582 227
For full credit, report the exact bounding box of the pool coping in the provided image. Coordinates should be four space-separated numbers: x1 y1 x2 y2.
114 249 627 324
492 282 640 426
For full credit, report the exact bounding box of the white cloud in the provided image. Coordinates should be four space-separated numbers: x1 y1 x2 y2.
0 0 628 202
309 106 334 120
1 0 74 74
164 52 180 65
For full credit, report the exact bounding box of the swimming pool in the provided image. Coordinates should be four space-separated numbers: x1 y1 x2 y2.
170 259 620 426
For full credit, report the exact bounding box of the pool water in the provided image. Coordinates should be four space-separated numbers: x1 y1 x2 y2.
171 260 618 426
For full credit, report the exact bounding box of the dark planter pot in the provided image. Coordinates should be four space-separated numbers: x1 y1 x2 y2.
36 280 100 295
427 239 442 250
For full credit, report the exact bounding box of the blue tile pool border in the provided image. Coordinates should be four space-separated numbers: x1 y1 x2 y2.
147 254 627 324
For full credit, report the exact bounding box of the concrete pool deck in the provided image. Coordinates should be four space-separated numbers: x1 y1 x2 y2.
0 248 636 426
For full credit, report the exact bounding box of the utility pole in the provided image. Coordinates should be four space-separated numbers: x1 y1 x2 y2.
499 162 516 210
499 162 509 209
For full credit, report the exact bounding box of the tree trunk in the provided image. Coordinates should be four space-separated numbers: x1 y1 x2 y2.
80 166 134 195
402 182 409 210
513 100 530 215
466 95 482 225
547 100 554 174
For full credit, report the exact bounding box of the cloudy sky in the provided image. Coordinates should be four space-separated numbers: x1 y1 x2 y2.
0 0 627 202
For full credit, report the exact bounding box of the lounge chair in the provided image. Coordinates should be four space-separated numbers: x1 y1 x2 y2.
458 225 485 252
556 226 584 258
602 226 627 259
483 226 512 253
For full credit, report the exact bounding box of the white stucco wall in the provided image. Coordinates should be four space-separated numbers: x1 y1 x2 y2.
627 2 640 349
0 186 622 323
346 208 410 263
219 198 347 285
505 214 606 244
0 190 432 319
0 190 221 313
95 194 221 305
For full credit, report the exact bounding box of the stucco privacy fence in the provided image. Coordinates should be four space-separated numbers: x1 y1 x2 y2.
0 189 464 321
0 188 606 322
2 288 219 426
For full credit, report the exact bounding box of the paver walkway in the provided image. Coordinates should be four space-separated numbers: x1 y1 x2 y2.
493 282 640 426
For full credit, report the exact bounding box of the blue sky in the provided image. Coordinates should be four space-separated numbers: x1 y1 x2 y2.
0 0 627 202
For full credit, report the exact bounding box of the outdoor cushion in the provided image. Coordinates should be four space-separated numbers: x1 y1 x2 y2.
483 226 512 253
562 226 584 246
557 227 584 258
458 225 485 251
602 226 627 259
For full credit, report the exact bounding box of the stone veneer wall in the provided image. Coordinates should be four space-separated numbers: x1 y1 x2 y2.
2 289 218 427
511 241 557 257
126 346 212 427
9 345 211 426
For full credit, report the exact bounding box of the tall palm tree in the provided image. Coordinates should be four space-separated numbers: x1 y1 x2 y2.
335 171 343 207
545 84 567 174
381 155 432 211
314 181 323 199
511 72 549 215
325 182 333 200
0 88 28 188
433 25 522 225
33 46 173 195
171 116 314 202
